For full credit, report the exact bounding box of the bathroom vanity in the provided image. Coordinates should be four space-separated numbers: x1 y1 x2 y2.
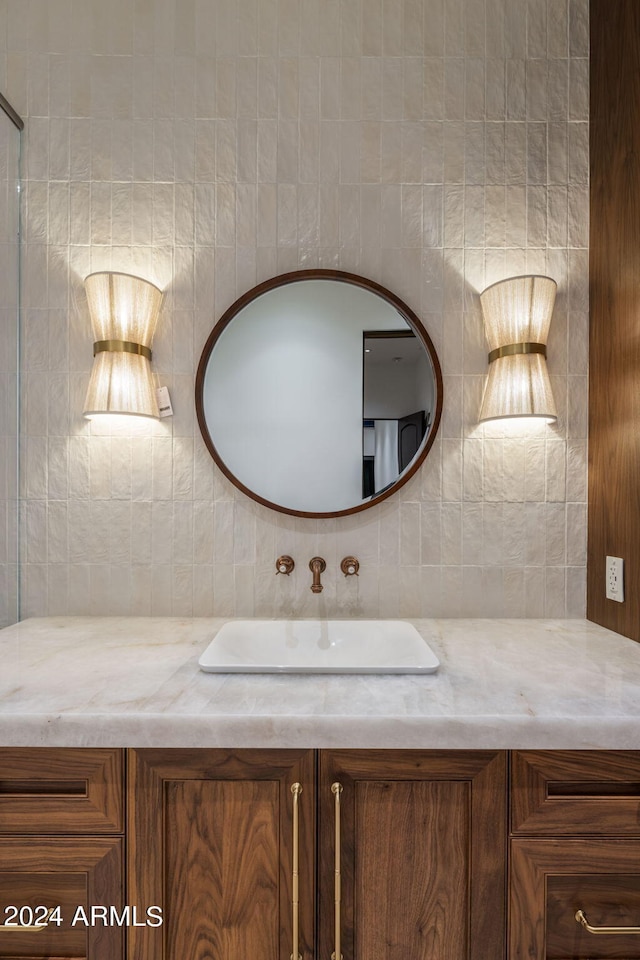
1 616 640 960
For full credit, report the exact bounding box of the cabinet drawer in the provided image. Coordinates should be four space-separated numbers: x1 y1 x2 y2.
512 751 640 836
511 838 640 960
0 836 124 959
0 749 124 834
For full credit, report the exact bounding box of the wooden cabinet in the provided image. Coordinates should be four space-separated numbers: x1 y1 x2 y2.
0 749 124 834
318 750 506 960
0 838 124 959
510 751 640 960
0 748 125 960
128 749 316 960
8 745 640 960
129 748 507 960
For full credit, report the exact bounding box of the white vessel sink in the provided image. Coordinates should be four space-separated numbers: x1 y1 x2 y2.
198 620 440 675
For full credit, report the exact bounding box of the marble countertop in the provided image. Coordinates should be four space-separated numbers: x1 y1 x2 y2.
1 616 639 749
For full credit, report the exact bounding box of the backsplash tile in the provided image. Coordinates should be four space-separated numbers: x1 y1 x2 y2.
4 0 588 619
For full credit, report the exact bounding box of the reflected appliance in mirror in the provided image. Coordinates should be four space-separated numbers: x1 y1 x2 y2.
195 270 442 518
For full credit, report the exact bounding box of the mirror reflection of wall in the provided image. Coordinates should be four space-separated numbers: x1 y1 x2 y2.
362 332 432 497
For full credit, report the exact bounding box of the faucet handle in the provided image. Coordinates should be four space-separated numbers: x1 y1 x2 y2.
276 555 295 576
340 556 360 577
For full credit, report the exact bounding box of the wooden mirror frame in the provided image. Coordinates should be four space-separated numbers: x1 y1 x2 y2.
195 269 443 519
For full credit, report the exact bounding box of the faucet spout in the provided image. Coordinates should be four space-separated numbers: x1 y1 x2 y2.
309 557 326 593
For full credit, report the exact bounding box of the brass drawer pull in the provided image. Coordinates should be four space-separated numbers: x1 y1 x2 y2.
0 908 54 932
291 782 302 960
331 782 343 960
576 908 640 935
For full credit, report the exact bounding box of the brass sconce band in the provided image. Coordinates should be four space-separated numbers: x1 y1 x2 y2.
93 339 152 361
487 341 547 364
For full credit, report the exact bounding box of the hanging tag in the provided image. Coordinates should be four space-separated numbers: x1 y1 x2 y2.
156 386 174 418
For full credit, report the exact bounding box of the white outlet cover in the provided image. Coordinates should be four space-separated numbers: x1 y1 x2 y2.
606 555 624 602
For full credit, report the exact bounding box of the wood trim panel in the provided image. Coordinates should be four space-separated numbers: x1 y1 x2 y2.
127 748 316 960
0 749 124 834
588 0 640 640
319 750 507 960
512 751 640 836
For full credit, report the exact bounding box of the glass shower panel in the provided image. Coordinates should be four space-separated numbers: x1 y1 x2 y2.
0 96 22 627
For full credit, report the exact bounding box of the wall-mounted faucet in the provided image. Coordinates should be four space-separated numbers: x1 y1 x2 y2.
279 555 357 591
309 557 326 593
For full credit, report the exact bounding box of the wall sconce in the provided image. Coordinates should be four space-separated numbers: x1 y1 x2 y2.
83 272 163 419
478 275 557 423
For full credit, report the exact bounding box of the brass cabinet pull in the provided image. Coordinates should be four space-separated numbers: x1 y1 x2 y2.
291 782 303 960
331 782 343 960
576 909 640 935
0 908 54 932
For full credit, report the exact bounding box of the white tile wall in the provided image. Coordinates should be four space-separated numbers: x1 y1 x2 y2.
3 0 589 618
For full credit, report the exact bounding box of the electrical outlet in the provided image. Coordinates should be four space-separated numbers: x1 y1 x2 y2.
606 556 624 602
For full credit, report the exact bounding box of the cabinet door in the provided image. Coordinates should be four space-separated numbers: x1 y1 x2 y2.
128 749 315 960
319 750 507 960
511 838 640 960
0 837 123 959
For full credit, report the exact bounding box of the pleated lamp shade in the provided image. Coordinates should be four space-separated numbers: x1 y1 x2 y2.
479 275 557 423
83 272 163 419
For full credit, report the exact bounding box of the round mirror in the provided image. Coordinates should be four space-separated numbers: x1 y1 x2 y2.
195 270 442 518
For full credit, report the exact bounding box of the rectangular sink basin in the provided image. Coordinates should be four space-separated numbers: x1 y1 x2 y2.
198 620 440 675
